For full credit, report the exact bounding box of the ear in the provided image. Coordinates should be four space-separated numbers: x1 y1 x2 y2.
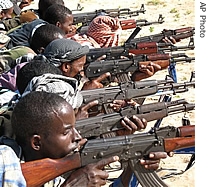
60 62 71 73
36 47 45 54
37 47 45 54
55 21 61 28
0 11 4 17
30 135 41 151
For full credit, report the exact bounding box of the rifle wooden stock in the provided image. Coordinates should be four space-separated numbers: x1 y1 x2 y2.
120 15 164 30
21 127 195 187
129 42 162 54
120 19 138 30
164 137 195 153
178 125 195 137
21 153 81 187
86 39 193 62
127 42 194 55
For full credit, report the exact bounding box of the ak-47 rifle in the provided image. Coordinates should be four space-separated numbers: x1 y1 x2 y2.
76 99 195 138
81 79 195 114
128 36 195 56
73 5 146 26
86 37 195 62
84 53 195 82
21 125 195 187
129 26 195 43
120 14 164 30
79 14 164 33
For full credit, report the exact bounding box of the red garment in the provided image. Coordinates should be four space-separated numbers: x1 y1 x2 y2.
86 15 122 48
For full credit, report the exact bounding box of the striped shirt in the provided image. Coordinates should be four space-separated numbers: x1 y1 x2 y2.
0 145 64 187
0 145 26 187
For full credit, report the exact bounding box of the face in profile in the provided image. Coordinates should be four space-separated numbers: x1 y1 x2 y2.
39 102 83 159
57 14 77 35
0 7 14 19
62 56 86 80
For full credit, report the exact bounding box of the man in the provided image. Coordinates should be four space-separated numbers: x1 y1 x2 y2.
16 59 148 133
43 38 110 90
8 91 169 187
30 24 65 54
5 2 74 49
43 38 163 90
44 3 77 35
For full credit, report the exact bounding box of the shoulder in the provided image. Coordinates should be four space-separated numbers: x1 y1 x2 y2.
0 145 26 187
0 144 19 168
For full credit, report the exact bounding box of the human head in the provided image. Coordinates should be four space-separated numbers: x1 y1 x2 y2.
44 38 89 80
0 0 14 19
44 4 76 35
86 15 122 48
30 24 65 54
38 0 64 19
11 0 34 16
16 58 62 95
11 91 82 160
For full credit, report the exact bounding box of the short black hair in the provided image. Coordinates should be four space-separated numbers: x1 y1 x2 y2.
16 58 62 95
44 4 72 25
11 91 69 146
38 0 65 19
30 24 65 54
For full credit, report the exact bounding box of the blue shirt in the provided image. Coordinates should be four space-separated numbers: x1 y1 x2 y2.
0 145 26 187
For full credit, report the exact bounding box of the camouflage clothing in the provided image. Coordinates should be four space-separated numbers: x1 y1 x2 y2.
0 16 21 32
0 46 35 74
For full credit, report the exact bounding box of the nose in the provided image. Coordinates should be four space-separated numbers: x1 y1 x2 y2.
79 70 85 77
73 127 82 141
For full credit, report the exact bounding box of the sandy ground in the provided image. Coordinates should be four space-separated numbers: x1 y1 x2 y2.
27 0 195 186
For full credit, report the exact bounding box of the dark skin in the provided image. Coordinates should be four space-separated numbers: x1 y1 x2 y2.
23 101 119 186
59 56 163 90
131 61 162 81
57 52 155 138
23 100 169 186
55 14 77 35
53 13 177 86
58 54 162 123
23 102 83 161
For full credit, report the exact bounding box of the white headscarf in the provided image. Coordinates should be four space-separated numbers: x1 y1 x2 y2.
22 73 83 109
0 0 13 11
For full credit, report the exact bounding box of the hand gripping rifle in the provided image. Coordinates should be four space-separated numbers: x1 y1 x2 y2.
86 40 195 62
21 125 195 187
73 5 146 26
81 79 195 114
76 99 195 139
128 36 195 56
84 53 195 82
